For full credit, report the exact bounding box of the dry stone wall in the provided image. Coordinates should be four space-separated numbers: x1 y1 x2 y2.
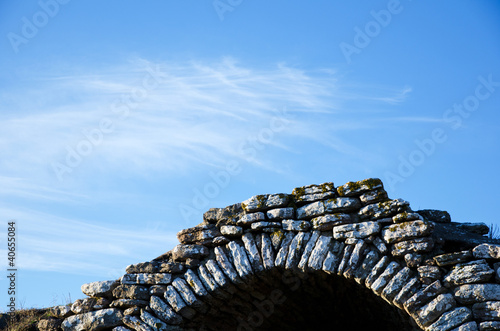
38 178 500 331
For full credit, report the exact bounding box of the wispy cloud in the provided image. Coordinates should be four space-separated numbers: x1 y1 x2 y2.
1 57 414 276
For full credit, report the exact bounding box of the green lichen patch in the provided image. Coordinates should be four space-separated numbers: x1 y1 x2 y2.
338 178 383 196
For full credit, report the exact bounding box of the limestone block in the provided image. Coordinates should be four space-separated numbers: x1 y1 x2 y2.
275 231 295 268
444 260 494 287
324 197 361 213
359 188 388 205
282 219 311 231
311 214 350 231
227 241 253 278
382 220 434 244
241 195 268 212
62 308 123 331
220 225 243 237
250 221 281 231
158 262 185 274
337 178 384 197
358 198 409 220
473 244 500 260
122 314 151 331
381 267 412 304
237 212 266 225
109 299 148 309
391 237 435 257
126 262 158 274
296 201 325 219
472 301 500 321
37 318 63 331
141 310 168 330
479 321 500 330
183 269 208 297
393 277 421 310
343 239 366 278
371 261 401 295
434 251 473 267
453 284 500 305
393 212 424 223
353 250 380 285
164 286 196 319
417 209 451 223
172 244 209 261
418 266 442 285
50 305 72 318
307 235 333 271
333 221 380 240
365 256 390 288
113 285 149 300
404 280 445 315
176 224 221 245
214 246 241 284
121 273 172 285
416 293 456 328
426 307 472 331
265 193 290 209
81 280 118 298
285 231 310 270
241 233 264 273
267 207 294 220
149 295 182 325
171 278 201 309
337 244 355 276
260 233 275 270
292 182 336 203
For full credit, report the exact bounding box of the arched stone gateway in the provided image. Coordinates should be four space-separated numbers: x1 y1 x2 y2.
54 178 500 331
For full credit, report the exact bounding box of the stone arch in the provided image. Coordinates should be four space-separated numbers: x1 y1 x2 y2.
61 178 500 331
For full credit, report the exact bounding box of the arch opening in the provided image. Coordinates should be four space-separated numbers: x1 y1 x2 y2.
187 269 420 331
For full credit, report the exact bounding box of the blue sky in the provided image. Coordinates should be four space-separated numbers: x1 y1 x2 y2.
1 0 499 310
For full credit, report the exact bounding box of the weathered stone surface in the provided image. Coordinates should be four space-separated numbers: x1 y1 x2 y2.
444 260 494 287
359 188 388 205
121 273 172 285
393 212 424 223
250 221 281 231
260 233 275 270
62 308 123 331
71 298 109 313
417 209 451 223
110 299 148 308
267 207 294 220
296 201 325 219
176 224 221 244
324 197 361 213
113 285 149 300
50 305 72 318
172 244 209 261
293 182 336 203
220 225 243 237
391 237 435 257
426 307 472 331
343 239 366 278
393 277 421 309
415 293 456 328
472 301 500 321
452 321 479 331
473 244 500 260
171 277 201 309
359 198 409 220
382 220 434 244
337 244 355 276
434 251 473 267
164 285 196 319
265 193 290 209
307 235 332 270
282 219 311 231
381 267 412 304
333 221 380 240
285 231 310 270
122 315 151 331
453 284 500 305
158 262 185 274
275 231 295 268
213 246 241 284
372 236 388 254
227 241 253 278
141 310 168 330
38 318 63 331
242 233 264 273
242 195 268 212
126 262 157 274
337 178 383 197
479 321 500 330
183 269 208 297
404 280 445 315
405 253 424 268
237 212 266 226
365 256 390 288
418 265 442 285
354 250 380 285
371 261 401 295
311 214 350 231
81 280 118 298
149 295 182 325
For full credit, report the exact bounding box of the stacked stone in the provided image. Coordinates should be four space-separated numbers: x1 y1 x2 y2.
37 178 500 331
